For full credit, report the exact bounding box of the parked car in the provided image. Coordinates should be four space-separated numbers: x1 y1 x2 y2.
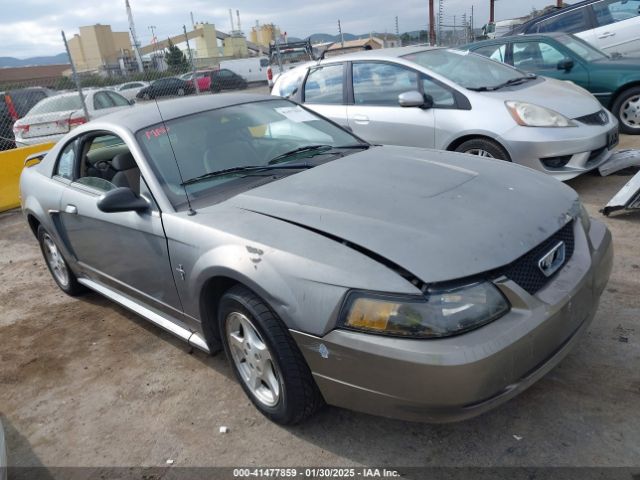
272 46 619 181
462 33 640 134
1 87 53 150
220 57 270 83
267 40 316 87
13 90 132 146
20 94 612 424
136 77 195 100
509 0 640 58
115 81 150 102
209 69 248 92
180 71 212 92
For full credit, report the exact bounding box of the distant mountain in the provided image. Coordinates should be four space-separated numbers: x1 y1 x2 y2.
0 53 69 68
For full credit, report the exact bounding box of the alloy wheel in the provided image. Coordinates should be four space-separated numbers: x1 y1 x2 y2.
620 95 640 129
466 148 495 158
42 233 69 287
225 311 282 407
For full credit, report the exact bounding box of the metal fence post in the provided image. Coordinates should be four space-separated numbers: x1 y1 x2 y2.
61 30 90 120
183 25 200 94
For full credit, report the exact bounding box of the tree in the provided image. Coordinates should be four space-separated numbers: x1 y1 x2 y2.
164 39 190 73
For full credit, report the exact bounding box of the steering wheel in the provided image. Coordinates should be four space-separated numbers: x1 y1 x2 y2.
262 141 301 163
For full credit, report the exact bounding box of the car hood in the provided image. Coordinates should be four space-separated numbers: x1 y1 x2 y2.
224 146 579 284
477 76 603 118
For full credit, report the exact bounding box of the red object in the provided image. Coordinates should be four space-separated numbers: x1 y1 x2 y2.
68 117 87 128
267 66 273 81
4 94 18 121
13 123 29 134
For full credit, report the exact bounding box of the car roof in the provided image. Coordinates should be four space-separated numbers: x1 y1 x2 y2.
465 32 568 47
94 93 279 131
319 45 438 63
512 1 595 34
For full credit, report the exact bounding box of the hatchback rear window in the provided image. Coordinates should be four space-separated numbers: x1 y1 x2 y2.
29 95 83 115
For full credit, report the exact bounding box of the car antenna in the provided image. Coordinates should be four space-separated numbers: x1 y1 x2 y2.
152 97 197 216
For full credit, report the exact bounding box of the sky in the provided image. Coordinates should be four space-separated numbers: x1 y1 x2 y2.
0 0 563 58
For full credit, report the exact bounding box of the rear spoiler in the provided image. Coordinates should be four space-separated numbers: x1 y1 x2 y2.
24 149 50 168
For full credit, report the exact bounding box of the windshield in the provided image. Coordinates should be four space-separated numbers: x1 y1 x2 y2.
28 95 83 115
136 99 362 209
403 49 526 89
559 34 609 61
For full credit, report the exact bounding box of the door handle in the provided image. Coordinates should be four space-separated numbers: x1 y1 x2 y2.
65 204 78 215
352 114 370 125
598 32 616 39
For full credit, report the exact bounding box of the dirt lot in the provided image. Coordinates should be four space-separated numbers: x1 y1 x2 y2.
0 134 639 472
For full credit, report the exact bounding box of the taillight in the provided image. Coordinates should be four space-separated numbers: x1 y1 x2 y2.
267 67 273 81
13 124 29 136
69 117 87 128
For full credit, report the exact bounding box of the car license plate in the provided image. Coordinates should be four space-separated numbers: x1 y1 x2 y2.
607 130 619 149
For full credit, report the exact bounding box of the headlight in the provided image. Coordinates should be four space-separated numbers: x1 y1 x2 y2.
506 101 577 127
340 282 510 338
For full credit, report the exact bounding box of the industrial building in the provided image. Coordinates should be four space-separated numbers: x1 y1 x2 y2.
67 24 137 74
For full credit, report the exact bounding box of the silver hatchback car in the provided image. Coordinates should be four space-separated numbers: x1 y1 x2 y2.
272 46 619 181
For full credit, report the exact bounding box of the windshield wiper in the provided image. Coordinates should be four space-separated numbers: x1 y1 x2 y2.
468 75 537 92
181 164 313 186
268 144 369 165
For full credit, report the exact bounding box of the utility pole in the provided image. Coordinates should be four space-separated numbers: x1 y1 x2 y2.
338 19 344 48
429 0 436 46
490 0 496 23
125 0 144 72
438 0 444 45
148 25 157 67
61 31 89 120
395 16 399 37
557 0 562 7
183 25 199 94
471 5 474 39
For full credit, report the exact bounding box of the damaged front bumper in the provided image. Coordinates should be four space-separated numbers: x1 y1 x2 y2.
291 219 613 423
602 169 640 216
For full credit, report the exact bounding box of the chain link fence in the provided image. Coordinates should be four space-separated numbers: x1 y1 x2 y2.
0 27 271 152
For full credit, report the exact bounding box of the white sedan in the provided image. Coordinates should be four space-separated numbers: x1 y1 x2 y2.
115 81 150 102
13 90 133 146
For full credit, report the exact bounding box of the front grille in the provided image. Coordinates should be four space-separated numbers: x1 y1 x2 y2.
587 146 607 164
576 109 609 126
499 221 575 295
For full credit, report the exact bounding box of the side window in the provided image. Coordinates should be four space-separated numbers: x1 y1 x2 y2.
259 58 269 67
421 77 456 108
55 141 76 180
75 134 138 193
513 42 564 70
536 8 590 33
352 62 418 106
93 92 113 110
593 0 640 26
106 92 130 107
473 44 507 63
303 64 344 104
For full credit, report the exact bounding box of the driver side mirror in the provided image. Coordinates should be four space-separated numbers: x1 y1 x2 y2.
398 91 434 109
97 187 149 213
557 58 574 72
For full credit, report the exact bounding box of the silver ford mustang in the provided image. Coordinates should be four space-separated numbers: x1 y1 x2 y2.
20 94 613 424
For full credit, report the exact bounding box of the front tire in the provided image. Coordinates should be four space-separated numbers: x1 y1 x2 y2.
612 86 640 135
37 226 86 296
454 138 510 161
219 285 323 425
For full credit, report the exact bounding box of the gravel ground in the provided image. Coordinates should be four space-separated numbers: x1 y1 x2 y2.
0 134 638 472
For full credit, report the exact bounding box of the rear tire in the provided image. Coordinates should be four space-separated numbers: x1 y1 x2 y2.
219 285 324 425
37 226 86 296
612 86 640 135
454 138 510 161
